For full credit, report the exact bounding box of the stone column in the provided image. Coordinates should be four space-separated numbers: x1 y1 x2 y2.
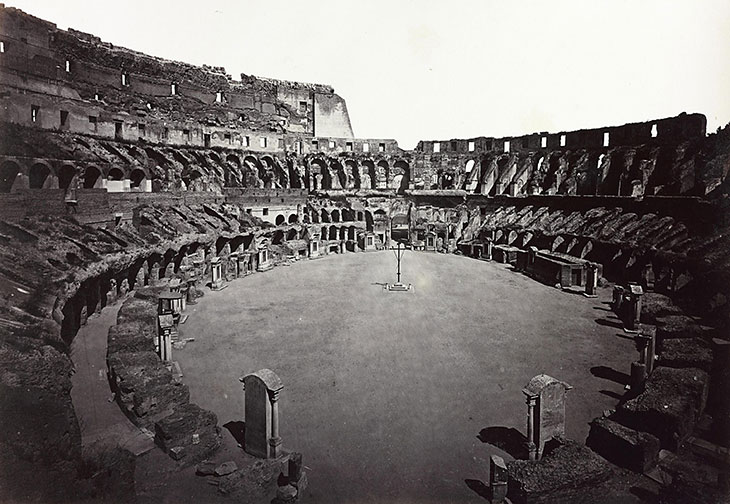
625 284 644 332
490 455 508 503
584 262 598 297
269 388 282 458
485 239 493 261
526 394 537 460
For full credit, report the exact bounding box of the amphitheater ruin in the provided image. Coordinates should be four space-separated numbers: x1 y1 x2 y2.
0 4 729 503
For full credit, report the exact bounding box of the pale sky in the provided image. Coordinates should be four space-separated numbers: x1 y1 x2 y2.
8 0 730 148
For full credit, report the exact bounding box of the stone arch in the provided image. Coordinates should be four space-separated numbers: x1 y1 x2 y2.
321 208 331 223
309 158 330 190
288 213 298 224
393 160 410 193
361 160 377 190
339 227 347 240
344 159 359 189
130 168 147 190
58 164 77 190
331 209 340 222
377 160 389 189
348 226 356 241
0 160 22 192
329 227 338 240
464 159 479 192
275 214 286 226
244 155 265 188
29 162 53 189
329 160 346 190
226 154 242 187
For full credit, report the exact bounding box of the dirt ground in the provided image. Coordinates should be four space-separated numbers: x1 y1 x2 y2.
173 250 639 503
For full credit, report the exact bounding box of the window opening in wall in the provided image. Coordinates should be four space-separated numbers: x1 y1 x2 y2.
346 142 353 151
204 133 211 147
433 142 440 153
312 140 319 150
603 132 610 147
163 127 169 139
244 136 250 147
121 73 129 86
541 136 547 148
246 209 252 214
260 137 267 148
263 208 269 216
115 121 123 139
138 123 146 137
224 133 231 143
651 124 658 138
183 129 191 141
89 115 97 131
0 41 5 53
65 60 70 72
468 141 475 152
503 140 510 153
299 101 307 113
278 138 284 149
379 143 386 152
560 134 566 147
363 142 369 152
215 91 223 103
60 110 68 126
171 83 177 95
329 140 336 149
31 105 39 123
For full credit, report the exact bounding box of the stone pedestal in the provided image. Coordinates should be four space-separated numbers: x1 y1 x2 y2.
624 284 644 333
523 374 573 460
210 257 224 290
241 369 284 459
157 314 174 362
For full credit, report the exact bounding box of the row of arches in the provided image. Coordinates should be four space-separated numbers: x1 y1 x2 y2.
307 157 411 192
304 207 367 224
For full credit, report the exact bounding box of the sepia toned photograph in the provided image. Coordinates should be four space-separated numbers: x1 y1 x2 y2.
0 1 729 502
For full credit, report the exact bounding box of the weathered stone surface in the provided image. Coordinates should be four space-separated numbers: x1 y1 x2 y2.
616 367 709 450
507 438 613 504
641 292 683 324
106 321 155 356
660 338 713 372
275 484 298 503
214 461 238 476
116 297 158 327
195 460 217 476
586 416 660 472
655 315 705 341
154 403 221 466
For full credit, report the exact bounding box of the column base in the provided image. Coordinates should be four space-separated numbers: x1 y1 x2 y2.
269 436 283 458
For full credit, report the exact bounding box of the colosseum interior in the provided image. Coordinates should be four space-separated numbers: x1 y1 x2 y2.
0 3 729 504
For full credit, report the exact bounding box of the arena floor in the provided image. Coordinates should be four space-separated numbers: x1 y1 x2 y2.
175 250 637 503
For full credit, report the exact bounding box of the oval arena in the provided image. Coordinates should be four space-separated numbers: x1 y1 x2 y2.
1 4 729 504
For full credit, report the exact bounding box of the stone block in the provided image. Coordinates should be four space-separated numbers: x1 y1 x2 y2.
106 321 155 356
195 460 217 476
660 338 713 372
640 292 683 324
586 416 660 472
214 461 237 476
507 439 613 504
616 367 709 450
154 403 221 466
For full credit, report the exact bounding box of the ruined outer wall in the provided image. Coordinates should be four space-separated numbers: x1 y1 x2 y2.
314 92 355 138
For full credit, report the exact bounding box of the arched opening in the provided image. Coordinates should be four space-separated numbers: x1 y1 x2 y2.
391 213 409 243
377 160 389 189
331 209 340 222
357 211 364 221
226 154 242 187
330 160 346 189
272 230 284 245
345 160 359 189
288 214 298 224
287 228 298 241
329 227 338 240
321 209 330 223
29 163 52 189
339 227 347 240
310 159 330 190
130 169 147 190
464 160 479 192
58 165 77 190
0 161 21 192
244 156 264 188
275 214 286 226
362 160 377 189
107 167 125 192
393 160 410 194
